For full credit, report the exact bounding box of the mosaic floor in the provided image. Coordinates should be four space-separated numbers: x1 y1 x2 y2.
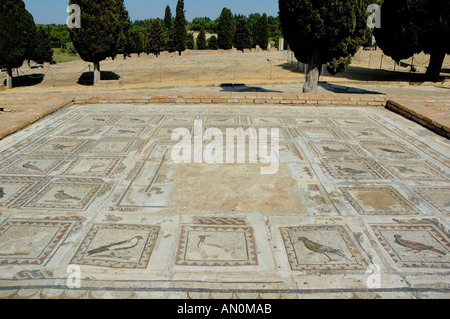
0 103 449 299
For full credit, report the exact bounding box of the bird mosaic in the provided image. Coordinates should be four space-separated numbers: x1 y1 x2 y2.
0 187 5 199
323 146 348 153
394 235 447 256
54 190 81 201
377 148 405 154
22 162 41 172
87 236 144 257
335 165 366 175
298 237 351 262
52 144 72 150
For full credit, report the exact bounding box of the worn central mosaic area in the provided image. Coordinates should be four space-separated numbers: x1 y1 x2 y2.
0 104 449 298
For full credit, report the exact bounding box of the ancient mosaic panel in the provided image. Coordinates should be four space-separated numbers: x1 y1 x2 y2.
71 223 160 268
62 157 123 178
0 219 77 265
359 141 419 159
370 223 450 268
0 176 46 209
280 225 368 270
414 187 450 215
175 225 258 267
22 178 106 211
319 159 392 180
340 186 418 215
0 156 66 176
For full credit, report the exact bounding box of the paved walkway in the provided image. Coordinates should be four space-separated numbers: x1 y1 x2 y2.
0 101 449 299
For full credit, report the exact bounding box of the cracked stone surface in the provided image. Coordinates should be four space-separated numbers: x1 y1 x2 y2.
0 103 449 299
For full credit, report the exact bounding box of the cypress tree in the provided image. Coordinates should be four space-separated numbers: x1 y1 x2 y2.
197 29 207 50
146 19 167 57
207 35 219 50
218 8 235 50
116 0 132 57
173 0 186 56
186 33 195 50
69 0 124 83
164 5 175 52
254 13 269 50
234 18 252 51
279 0 373 93
0 0 35 88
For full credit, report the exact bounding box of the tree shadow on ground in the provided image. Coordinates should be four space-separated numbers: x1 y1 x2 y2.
220 83 282 93
77 71 120 86
278 63 449 83
2 74 45 88
319 82 385 95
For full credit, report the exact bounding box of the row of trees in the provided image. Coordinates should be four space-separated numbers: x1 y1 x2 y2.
279 0 449 92
0 0 54 88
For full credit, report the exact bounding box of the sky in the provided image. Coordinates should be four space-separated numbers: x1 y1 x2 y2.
24 0 280 25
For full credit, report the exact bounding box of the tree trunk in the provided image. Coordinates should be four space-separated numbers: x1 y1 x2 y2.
6 68 13 89
303 48 321 93
426 51 445 82
93 61 101 84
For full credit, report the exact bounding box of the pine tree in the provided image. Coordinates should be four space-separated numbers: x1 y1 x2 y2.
146 19 167 57
173 0 186 55
234 18 252 51
253 13 269 50
218 8 235 50
374 0 450 81
32 27 54 64
0 0 35 88
279 0 373 93
69 0 124 83
197 29 207 50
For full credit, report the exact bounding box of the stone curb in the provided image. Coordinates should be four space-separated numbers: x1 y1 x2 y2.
386 100 450 139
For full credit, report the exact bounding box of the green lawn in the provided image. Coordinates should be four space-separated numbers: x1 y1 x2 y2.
52 48 81 64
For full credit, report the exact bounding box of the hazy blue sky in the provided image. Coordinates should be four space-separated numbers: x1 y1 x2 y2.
24 0 280 24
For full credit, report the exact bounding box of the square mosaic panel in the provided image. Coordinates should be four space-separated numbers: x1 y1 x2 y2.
381 161 449 182
360 142 419 159
0 156 65 176
370 224 450 268
22 178 105 211
76 115 118 125
414 187 450 215
84 138 142 155
329 117 377 129
340 186 418 215
279 142 306 162
62 157 123 178
71 224 160 268
298 127 346 140
344 128 389 140
0 219 77 265
175 225 258 267
280 225 368 270
292 117 329 127
320 159 392 180
308 141 366 158
0 176 46 208
102 126 147 138
151 126 192 140
205 115 240 125
116 116 160 125
58 125 102 137
248 116 283 126
161 116 197 125
31 139 90 155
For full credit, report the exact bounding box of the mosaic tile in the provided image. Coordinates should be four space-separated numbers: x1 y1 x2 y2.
340 186 418 215
175 225 258 267
280 225 368 270
370 223 450 268
319 159 392 180
71 223 160 268
0 218 77 265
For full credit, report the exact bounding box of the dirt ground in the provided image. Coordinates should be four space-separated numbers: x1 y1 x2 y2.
1 49 449 93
